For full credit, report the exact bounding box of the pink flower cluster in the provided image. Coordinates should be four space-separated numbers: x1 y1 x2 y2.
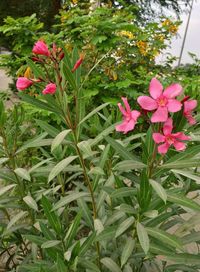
16 40 59 95
116 78 197 154
16 40 84 95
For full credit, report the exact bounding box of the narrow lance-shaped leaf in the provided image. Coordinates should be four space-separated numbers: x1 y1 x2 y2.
167 191 200 211
51 129 71 152
23 195 38 211
121 238 135 267
136 222 149 255
14 168 31 181
149 179 167 203
101 257 122 272
48 156 78 183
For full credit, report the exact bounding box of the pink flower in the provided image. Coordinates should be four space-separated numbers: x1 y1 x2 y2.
32 41 50 57
153 118 191 154
183 99 197 125
137 78 182 123
116 97 140 134
16 77 33 90
42 83 57 95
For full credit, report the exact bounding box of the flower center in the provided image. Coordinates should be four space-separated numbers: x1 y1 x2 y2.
166 135 174 145
157 96 168 107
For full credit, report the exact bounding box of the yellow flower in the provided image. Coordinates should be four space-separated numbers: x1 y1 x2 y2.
169 25 179 34
162 19 171 27
136 41 148 56
71 0 78 4
24 67 32 79
118 30 134 39
154 34 165 42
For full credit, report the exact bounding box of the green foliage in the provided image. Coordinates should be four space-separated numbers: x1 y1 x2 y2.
0 41 200 272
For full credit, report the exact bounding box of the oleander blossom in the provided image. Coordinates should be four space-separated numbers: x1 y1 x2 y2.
116 97 140 134
137 78 182 123
32 40 50 57
42 83 57 95
153 118 191 154
183 99 197 125
16 77 33 90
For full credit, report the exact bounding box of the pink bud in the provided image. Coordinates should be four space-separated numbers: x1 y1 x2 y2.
72 57 83 72
32 40 50 57
16 77 33 91
42 83 57 95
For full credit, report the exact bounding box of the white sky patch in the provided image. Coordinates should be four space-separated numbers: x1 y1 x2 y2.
158 0 200 65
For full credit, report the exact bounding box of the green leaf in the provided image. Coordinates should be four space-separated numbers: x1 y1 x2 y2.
115 216 135 238
64 211 82 248
19 93 60 114
41 240 61 249
57 255 67 272
78 103 109 126
62 62 77 91
149 179 167 203
41 195 62 234
146 227 182 250
91 124 116 147
104 136 140 161
0 184 16 196
6 211 28 230
79 232 96 256
160 253 200 266
48 156 78 182
23 195 38 211
138 170 152 211
182 231 200 244
113 160 146 171
111 187 136 199
171 169 200 184
36 120 59 137
29 158 52 173
78 258 100 272
121 238 135 267
24 234 47 246
0 158 9 165
16 133 51 153
26 58 46 79
167 192 200 211
101 257 122 272
53 192 90 211
165 264 197 272
77 198 93 229
159 160 200 169
136 222 149 255
14 168 31 181
95 226 117 242
51 129 71 152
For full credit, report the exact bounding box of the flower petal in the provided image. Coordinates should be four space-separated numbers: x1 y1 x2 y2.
163 83 182 98
187 115 196 125
173 132 191 141
131 110 141 120
137 96 157 111
151 106 168 123
153 133 165 143
149 78 163 99
163 118 173 135
167 99 182 112
118 103 127 116
116 119 135 134
158 143 170 154
184 100 197 113
122 97 131 114
173 141 186 151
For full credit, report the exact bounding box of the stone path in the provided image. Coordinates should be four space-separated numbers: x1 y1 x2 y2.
0 69 12 91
